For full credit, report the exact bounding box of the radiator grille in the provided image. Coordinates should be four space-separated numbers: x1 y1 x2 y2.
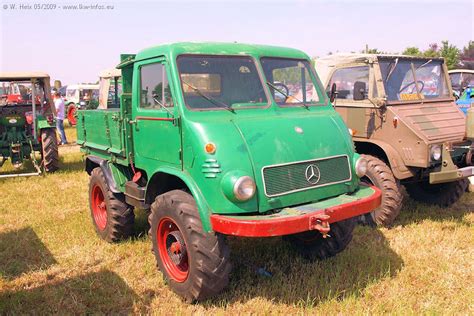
262 155 351 197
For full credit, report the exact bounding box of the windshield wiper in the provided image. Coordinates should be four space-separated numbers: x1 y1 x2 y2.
266 81 308 108
415 59 433 71
385 57 399 83
152 94 175 117
181 80 234 113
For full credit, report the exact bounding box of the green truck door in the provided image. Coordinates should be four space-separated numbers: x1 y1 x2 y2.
132 59 181 165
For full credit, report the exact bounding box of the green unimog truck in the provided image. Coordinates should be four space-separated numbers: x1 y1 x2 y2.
76 42 381 301
315 54 474 226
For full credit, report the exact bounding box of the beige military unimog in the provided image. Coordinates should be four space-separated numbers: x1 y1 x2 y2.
315 54 474 226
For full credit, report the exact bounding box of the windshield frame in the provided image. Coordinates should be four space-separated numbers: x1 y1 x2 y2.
378 57 453 104
176 54 271 112
260 56 327 107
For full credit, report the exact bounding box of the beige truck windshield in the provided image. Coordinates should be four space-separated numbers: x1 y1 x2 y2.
380 58 450 101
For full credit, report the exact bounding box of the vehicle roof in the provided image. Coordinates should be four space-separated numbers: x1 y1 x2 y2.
66 84 99 89
448 69 474 74
134 42 310 63
314 53 445 84
316 53 445 65
0 72 50 81
99 68 121 78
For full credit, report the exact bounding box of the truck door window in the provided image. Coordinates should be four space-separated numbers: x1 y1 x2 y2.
327 66 369 100
140 63 173 109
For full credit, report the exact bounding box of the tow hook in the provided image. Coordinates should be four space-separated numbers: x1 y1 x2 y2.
309 214 331 238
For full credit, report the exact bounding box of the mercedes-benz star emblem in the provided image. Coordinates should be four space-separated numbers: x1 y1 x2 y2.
305 164 321 185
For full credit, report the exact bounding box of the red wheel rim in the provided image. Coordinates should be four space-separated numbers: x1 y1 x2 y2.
91 184 107 231
157 217 189 282
67 106 77 125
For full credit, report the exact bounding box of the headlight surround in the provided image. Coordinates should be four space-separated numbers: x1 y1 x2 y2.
233 176 256 201
355 156 368 177
430 145 442 161
221 171 256 202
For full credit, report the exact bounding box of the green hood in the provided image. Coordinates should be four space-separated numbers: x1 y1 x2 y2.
231 110 357 211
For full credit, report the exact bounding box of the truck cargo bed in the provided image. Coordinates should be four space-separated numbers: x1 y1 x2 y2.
76 109 126 158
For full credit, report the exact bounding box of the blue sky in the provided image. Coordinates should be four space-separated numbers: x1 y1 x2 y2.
1 0 472 84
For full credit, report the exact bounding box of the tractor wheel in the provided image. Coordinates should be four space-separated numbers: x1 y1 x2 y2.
358 155 403 227
405 179 468 207
149 190 231 302
67 104 77 126
89 167 134 242
41 128 59 173
284 217 356 260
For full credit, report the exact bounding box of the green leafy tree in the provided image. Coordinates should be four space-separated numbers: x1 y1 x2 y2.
460 41 474 69
423 43 440 58
439 40 460 70
366 48 381 54
402 47 422 56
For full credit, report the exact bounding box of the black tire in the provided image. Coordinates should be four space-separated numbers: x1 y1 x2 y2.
149 190 231 302
405 179 468 206
284 217 356 260
89 167 134 242
358 155 403 227
41 128 59 172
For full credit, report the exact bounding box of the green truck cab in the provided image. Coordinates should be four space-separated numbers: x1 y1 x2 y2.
76 43 381 301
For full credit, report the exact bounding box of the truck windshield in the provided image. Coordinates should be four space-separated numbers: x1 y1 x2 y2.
380 58 450 102
177 55 268 110
0 81 44 106
260 57 321 106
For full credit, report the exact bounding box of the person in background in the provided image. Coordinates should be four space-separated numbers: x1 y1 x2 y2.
54 91 68 145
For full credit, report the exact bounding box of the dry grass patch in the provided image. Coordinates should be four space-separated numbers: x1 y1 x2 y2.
0 139 473 314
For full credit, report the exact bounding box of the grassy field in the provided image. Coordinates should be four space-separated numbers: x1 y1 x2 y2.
0 126 473 314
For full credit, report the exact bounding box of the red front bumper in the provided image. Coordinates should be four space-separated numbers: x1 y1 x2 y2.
210 185 381 237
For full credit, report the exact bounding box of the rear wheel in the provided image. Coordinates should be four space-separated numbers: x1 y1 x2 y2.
358 155 403 227
67 104 77 126
284 217 356 260
149 190 231 302
405 179 468 206
89 167 134 242
41 128 59 172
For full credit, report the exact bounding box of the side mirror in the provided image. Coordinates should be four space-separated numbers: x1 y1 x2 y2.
329 83 337 103
353 81 366 101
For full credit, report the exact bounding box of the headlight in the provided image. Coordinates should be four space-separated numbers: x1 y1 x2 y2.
79 101 86 106
233 176 256 201
430 145 442 161
355 157 368 177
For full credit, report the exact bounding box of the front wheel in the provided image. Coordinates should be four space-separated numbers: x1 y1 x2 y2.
284 217 356 260
405 179 468 206
149 190 231 302
41 128 59 172
358 155 403 227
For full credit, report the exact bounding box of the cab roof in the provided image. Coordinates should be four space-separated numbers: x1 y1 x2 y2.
66 84 99 90
99 68 121 78
0 72 50 81
448 69 474 74
316 53 445 65
315 53 445 84
133 42 310 63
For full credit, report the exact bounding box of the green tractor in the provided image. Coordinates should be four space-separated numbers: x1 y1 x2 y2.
0 72 59 177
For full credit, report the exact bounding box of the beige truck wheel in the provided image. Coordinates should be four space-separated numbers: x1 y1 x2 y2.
405 179 468 207
359 155 403 227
